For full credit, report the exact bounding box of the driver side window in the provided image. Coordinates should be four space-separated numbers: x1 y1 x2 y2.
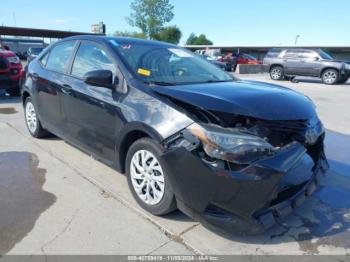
71 42 115 78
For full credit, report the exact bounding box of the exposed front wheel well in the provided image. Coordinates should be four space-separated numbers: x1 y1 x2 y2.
118 130 151 173
22 91 30 105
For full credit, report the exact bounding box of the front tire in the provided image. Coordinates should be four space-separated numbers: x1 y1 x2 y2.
126 138 176 216
270 66 284 80
322 69 339 85
24 97 49 138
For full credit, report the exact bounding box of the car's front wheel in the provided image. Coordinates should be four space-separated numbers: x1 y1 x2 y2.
269 66 284 80
24 97 49 138
322 69 339 85
126 138 176 216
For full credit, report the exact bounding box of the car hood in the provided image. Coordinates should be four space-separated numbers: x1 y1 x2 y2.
0 50 16 58
154 80 317 121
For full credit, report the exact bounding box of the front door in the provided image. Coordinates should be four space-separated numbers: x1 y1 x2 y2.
283 50 304 76
61 41 123 164
298 50 322 77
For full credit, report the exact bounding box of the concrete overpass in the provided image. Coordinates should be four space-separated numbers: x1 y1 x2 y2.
0 26 103 39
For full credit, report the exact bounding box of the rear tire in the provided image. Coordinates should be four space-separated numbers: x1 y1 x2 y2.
126 138 177 216
270 66 284 80
24 97 49 138
322 69 339 85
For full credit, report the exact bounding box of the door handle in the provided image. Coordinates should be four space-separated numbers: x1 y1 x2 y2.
61 84 73 94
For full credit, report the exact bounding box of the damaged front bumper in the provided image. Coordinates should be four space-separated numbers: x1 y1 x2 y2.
161 138 329 234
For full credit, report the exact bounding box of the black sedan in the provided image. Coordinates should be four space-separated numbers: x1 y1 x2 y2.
21 36 328 234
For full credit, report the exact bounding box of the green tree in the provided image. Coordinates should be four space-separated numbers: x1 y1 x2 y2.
186 33 213 45
126 0 174 39
114 30 146 39
154 26 182 44
185 33 197 45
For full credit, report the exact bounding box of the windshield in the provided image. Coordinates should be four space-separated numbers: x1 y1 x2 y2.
111 40 233 85
319 50 333 60
242 54 257 60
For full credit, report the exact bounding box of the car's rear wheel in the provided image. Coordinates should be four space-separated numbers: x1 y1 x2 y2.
24 97 49 138
126 138 176 216
322 69 339 85
270 66 284 80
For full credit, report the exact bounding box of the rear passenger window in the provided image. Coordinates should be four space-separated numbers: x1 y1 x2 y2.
300 51 318 59
71 42 115 78
46 41 76 73
265 49 281 58
284 50 300 59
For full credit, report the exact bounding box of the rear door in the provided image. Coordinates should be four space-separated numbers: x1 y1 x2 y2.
33 40 77 135
62 40 123 164
283 50 303 75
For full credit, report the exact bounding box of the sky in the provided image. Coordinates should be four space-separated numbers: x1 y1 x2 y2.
1 0 350 46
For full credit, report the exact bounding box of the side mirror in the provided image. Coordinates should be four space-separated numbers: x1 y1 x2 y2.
314 57 320 61
84 70 117 89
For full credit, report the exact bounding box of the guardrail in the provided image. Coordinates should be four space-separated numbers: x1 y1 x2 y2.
236 64 268 74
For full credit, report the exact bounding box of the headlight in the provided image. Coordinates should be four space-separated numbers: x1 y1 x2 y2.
345 64 350 70
187 123 275 164
7 56 20 64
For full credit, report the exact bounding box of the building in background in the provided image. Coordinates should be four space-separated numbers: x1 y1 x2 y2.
91 22 106 35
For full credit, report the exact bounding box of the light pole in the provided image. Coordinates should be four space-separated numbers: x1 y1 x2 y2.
295 35 300 46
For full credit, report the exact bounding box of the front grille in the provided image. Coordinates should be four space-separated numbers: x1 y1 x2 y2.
257 119 309 132
245 119 309 147
0 57 9 70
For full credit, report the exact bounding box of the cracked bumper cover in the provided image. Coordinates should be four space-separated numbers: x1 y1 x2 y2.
160 141 329 234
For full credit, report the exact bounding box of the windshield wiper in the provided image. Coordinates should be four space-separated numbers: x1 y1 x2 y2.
200 79 234 84
145 81 176 86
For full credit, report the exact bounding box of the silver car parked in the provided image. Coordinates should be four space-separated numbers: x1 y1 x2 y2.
264 48 350 85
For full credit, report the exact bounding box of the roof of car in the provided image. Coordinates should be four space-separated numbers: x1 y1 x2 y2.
62 35 176 48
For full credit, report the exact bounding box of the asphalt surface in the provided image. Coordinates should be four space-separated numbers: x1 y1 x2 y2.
1 73 350 256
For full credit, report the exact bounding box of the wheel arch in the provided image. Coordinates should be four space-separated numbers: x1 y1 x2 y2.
320 67 339 77
269 64 284 71
115 122 163 174
22 91 31 105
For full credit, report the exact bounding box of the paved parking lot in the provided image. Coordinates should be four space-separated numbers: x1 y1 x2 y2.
1 73 350 256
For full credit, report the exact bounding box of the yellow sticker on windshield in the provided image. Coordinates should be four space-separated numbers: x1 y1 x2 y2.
137 68 151 77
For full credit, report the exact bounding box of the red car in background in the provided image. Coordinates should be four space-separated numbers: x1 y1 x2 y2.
0 48 23 96
236 53 262 65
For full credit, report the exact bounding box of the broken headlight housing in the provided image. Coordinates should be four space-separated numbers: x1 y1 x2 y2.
187 123 275 164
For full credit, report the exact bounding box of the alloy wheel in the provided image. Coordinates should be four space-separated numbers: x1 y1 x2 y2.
130 150 165 205
323 71 337 84
271 68 282 80
25 102 37 134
